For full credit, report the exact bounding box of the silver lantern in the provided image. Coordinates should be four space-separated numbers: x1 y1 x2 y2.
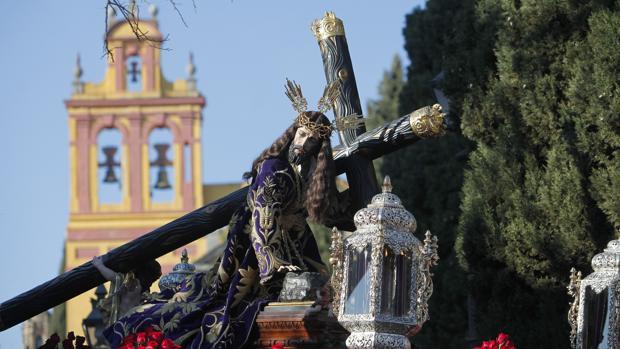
330 176 439 349
568 238 620 349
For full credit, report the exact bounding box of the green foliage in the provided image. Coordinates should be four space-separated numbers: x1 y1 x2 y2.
455 1 619 347
367 55 404 131
561 7 620 233
378 0 502 347
308 220 333 273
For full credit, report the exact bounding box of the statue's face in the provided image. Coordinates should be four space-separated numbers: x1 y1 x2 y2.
289 126 321 165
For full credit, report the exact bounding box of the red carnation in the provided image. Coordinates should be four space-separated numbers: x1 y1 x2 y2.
272 343 284 349
146 340 160 349
501 340 516 349
474 340 495 349
149 331 164 342
136 332 148 344
497 333 516 349
485 340 498 349
161 338 180 349
474 332 516 349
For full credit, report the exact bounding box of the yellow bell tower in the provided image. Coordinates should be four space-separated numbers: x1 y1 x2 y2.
63 7 206 336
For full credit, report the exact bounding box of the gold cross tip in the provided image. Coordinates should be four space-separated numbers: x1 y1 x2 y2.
311 11 345 41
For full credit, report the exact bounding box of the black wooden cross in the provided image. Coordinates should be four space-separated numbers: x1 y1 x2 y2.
0 13 446 331
312 11 380 211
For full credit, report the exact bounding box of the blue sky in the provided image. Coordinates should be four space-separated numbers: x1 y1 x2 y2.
0 0 424 347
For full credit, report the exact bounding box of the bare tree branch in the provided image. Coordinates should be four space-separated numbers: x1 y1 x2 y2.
103 0 176 61
168 0 188 27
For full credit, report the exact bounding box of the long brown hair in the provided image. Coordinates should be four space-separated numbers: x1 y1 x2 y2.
243 111 337 224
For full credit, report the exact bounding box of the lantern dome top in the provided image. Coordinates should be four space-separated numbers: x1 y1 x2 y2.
353 176 417 232
158 248 196 291
591 238 620 272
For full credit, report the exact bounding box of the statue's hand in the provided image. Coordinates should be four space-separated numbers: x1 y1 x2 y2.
92 256 104 268
91 255 117 282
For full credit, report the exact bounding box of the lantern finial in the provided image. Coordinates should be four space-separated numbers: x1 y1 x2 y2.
158 249 195 291
382 175 392 193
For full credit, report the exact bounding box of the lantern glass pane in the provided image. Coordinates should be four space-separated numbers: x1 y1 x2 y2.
344 244 372 314
380 246 412 317
381 246 396 315
583 285 609 348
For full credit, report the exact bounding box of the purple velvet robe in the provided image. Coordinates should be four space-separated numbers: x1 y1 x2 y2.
103 158 327 348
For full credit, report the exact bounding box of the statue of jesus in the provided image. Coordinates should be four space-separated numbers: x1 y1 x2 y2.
103 81 345 348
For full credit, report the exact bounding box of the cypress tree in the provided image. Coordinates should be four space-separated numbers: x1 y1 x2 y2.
382 0 501 347
456 1 618 347
562 6 620 233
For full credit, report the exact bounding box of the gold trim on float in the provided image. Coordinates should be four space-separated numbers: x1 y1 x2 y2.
311 12 345 41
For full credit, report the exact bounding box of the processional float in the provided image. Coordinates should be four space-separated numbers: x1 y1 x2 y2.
0 13 446 339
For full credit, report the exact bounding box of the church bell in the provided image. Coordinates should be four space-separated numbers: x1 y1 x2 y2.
154 167 172 189
100 146 119 183
152 143 173 190
103 167 118 183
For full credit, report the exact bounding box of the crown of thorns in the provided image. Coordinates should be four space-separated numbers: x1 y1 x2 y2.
285 78 341 139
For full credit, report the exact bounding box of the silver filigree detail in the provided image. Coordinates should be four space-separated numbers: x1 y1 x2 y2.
346 332 411 349
330 227 344 317
567 267 581 349
416 230 439 324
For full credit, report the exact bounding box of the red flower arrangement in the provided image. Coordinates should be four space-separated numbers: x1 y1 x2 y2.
473 332 516 349
118 327 180 349
271 343 284 349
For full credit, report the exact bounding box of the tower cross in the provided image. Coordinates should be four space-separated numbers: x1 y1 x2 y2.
128 60 141 83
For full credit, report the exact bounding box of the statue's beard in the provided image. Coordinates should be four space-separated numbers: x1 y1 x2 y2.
288 145 310 166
